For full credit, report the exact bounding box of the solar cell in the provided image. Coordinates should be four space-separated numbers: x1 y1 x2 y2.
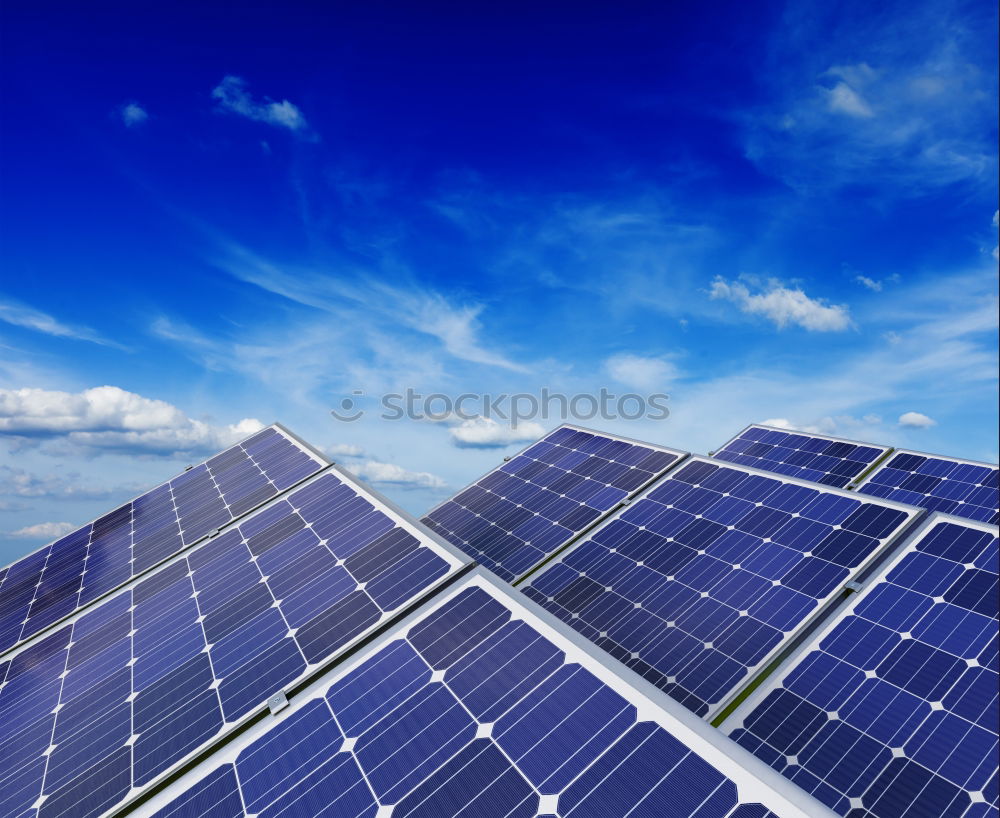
422 424 687 582
521 456 922 718
0 466 469 818
713 424 890 489
138 570 836 818
726 514 999 818
855 449 999 525
0 425 327 657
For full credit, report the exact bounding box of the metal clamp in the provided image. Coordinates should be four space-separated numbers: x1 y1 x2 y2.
267 691 289 715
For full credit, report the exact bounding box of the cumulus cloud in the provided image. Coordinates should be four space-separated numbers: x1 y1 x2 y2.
0 297 121 347
0 465 125 500
448 416 546 449
710 277 851 331
119 102 148 127
349 460 446 489
211 76 311 135
6 521 75 540
325 443 365 458
0 386 264 456
855 275 882 292
605 354 678 391
898 411 937 428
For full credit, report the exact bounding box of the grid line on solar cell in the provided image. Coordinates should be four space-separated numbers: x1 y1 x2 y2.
855 449 999 525
136 571 835 818
521 456 922 719
713 425 890 489
0 425 328 657
726 514 999 818
421 424 688 583
0 466 468 818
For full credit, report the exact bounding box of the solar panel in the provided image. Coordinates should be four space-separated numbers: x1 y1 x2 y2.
855 449 999 525
138 570 836 818
422 424 687 582
713 424 890 489
521 456 922 718
0 424 327 657
0 466 469 818
726 514 999 818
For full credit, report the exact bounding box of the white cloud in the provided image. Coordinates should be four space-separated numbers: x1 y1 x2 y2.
0 297 121 347
349 460 446 489
0 386 264 456
605 354 678 391
760 414 882 435
326 443 365 458
992 210 998 261
216 242 528 373
898 411 937 428
710 276 851 331
826 82 874 118
6 521 74 540
855 275 882 292
0 465 125 500
211 76 311 135
449 416 546 449
120 102 148 127
745 7 996 194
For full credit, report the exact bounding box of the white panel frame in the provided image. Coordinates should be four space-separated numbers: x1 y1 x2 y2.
5 464 473 818
132 568 839 818
0 423 331 659
422 422 690 583
521 454 926 720
853 447 999 490
723 512 999 733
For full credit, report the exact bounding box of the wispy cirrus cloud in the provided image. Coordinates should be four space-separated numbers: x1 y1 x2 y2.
709 276 852 331
215 242 528 373
746 0 996 194
0 296 124 348
211 76 314 137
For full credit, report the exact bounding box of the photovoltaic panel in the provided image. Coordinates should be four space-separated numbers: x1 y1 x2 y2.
138 570 836 818
0 424 327 656
713 425 889 489
521 456 921 718
422 424 687 582
855 449 999 525
0 466 468 818
726 514 999 818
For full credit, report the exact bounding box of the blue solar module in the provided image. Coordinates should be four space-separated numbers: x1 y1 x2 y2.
856 449 999 525
713 425 889 489
422 424 687 582
0 466 468 818
521 456 922 718
141 571 835 818
0 425 327 657
727 514 999 818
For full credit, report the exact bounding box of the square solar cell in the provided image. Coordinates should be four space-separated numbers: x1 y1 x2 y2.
137 570 836 818
726 514 999 818
422 424 688 582
713 424 890 489
856 449 999 525
0 424 328 657
521 456 922 719
0 466 469 818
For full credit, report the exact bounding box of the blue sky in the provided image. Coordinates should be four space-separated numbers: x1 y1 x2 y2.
1 0 997 562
